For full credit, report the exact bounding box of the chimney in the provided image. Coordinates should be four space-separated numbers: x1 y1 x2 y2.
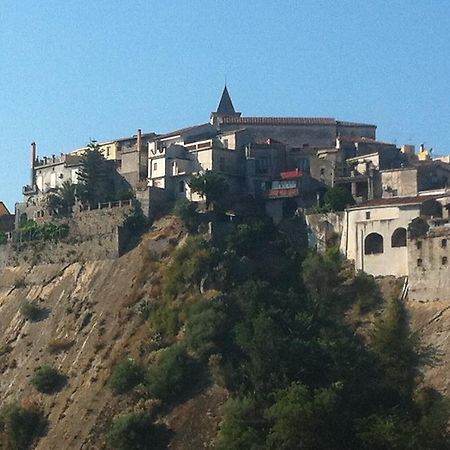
137 129 142 153
31 142 36 186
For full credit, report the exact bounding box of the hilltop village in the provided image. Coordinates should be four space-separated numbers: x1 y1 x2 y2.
2 87 450 300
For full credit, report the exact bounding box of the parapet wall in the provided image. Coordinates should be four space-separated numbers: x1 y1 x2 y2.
0 203 134 267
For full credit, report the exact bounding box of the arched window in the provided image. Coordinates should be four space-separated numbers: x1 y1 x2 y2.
364 233 384 255
391 227 407 247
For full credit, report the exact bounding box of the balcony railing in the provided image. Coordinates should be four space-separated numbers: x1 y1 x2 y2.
263 188 299 199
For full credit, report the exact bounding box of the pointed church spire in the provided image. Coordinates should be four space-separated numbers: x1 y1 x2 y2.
211 85 241 126
216 85 236 115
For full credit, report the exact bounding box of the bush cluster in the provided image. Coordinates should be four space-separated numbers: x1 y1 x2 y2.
108 412 168 450
19 220 69 242
31 366 66 394
20 300 42 321
109 359 144 395
0 402 44 449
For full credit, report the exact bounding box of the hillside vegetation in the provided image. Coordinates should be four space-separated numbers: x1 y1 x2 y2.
0 212 448 449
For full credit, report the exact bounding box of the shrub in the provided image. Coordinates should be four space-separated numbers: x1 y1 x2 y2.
323 186 355 211
0 233 6 245
110 359 145 395
31 366 66 394
19 300 41 321
19 220 69 242
107 412 168 450
124 206 148 233
173 198 199 233
185 300 227 360
353 271 381 312
0 402 44 449
145 344 194 401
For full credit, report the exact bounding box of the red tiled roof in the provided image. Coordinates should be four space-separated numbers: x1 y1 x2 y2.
0 202 11 217
221 117 337 125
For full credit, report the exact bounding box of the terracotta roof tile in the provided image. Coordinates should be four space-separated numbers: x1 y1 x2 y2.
221 117 337 125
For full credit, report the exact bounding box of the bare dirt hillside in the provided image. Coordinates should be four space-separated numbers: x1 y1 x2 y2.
0 216 226 449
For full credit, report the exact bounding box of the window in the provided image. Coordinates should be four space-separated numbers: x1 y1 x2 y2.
391 228 407 247
364 233 384 255
365 212 371 220
153 162 157 171
442 257 448 265
417 258 423 267
223 139 229 148
442 239 447 248
320 167 325 176
416 241 422 250
50 172 57 188
106 146 110 157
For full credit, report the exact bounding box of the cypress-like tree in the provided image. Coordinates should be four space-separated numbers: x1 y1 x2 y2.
76 140 110 206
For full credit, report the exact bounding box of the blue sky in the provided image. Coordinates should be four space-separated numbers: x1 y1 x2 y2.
1 0 450 210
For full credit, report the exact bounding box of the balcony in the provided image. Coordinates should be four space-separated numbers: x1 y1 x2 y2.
263 187 299 199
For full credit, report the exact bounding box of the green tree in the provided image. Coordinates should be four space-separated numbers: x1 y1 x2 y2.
109 359 145 395
185 299 228 361
189 170 228 210
266 382 342 450
145 344 194 401
31 366 66 394
58 180 76 211
217 397 266 450
0 402 44 449
173 198 199 233
323 186 355 211
369 297 418 403
76 140 111 206
108 412 168 450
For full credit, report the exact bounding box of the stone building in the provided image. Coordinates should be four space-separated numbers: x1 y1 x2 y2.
146 86 380 209
408 223 450 301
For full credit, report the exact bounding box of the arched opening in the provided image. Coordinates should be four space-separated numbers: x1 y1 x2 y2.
391 227 407 247
364 233 384 255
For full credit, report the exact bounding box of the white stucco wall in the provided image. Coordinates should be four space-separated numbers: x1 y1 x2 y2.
340 204 421 276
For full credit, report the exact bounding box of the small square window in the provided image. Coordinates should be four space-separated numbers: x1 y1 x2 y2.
442 256 448 265
365 212 371 220
442 239 447 248
417 258 423 267
416 241 422 250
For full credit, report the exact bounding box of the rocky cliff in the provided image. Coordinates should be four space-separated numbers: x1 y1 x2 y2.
0 217 226 449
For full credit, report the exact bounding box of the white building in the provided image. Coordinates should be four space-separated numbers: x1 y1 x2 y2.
340 195 449 277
